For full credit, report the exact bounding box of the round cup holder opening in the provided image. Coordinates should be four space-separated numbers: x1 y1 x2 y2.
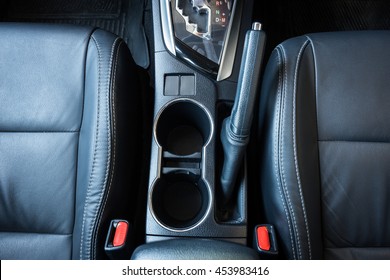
155 100 212 156
151 173 210 230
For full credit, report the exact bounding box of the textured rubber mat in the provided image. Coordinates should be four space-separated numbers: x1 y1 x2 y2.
2 0 125 42
6 0 122 17
254 0 390 57
0 0 150 68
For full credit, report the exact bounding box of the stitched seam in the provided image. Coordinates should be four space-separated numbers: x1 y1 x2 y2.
0 131 79 133
306 35 325 259
79 35 117 259
89 36 120 259
0 231 73 236
305 36 319 116
79 35 103 260
275 47 297 259
280 45 302 259
292 40 313 259
326 246 390 249
318 140 390 144
92 39 122 259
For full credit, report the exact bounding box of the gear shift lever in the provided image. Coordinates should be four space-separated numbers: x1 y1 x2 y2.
220 22 266 205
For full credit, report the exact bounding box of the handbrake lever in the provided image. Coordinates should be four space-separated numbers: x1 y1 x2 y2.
220 22 266 205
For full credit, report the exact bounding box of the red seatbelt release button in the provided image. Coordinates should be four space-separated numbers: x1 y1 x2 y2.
257 225 271 251
254 224 278 255
113 221 128 247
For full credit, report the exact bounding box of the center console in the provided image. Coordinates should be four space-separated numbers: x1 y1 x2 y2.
145 0 255 247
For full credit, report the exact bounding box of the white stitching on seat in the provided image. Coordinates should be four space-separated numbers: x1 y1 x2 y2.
79 34 103 259
92 39 123 259
79 34 119 259
279 45 303 259
89 36 119 259
275 47 297 259
304 35 319 110
292 40 313 260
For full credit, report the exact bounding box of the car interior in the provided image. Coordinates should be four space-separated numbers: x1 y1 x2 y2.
1 0 390 260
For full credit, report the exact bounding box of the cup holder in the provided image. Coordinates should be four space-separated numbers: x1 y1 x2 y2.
152 100 212 231
151 172 210 230
155 100 212 156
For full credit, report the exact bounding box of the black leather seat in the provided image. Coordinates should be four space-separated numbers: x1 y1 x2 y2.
258 31 390 259
0 23 143 259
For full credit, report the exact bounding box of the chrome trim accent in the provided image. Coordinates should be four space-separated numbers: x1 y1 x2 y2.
160 0 176 55
217 0 243 81
152 98 214 151
252 22 262 31
150 98 214 233
149 177 213 233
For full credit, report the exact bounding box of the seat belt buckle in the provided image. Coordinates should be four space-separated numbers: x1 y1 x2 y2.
253 224 278 256
104 219 132 259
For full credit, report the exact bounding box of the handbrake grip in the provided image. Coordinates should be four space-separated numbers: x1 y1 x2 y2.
220 23 266 204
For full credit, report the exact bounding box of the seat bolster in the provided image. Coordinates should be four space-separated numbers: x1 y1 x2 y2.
260 30 390 260
0 23 95 260
73 29 142 259
259 36 322 259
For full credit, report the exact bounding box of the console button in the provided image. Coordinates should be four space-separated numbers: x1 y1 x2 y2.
164 75 180 96
180 75 195 96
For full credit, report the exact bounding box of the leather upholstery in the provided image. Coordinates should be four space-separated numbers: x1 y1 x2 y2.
258 31 390 259
131 239 260 260
0 23 142 259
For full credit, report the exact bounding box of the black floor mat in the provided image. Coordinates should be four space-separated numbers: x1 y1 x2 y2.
254 0 390 58
0 0 150 68
5 0 122 17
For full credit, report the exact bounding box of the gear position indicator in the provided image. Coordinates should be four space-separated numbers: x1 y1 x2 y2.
172 0 234 64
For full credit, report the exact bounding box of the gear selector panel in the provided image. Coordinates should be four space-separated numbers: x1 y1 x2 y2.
174 0 234 64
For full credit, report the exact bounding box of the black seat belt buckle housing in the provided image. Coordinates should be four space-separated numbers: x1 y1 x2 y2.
253 224 278 256
105 219 132 259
